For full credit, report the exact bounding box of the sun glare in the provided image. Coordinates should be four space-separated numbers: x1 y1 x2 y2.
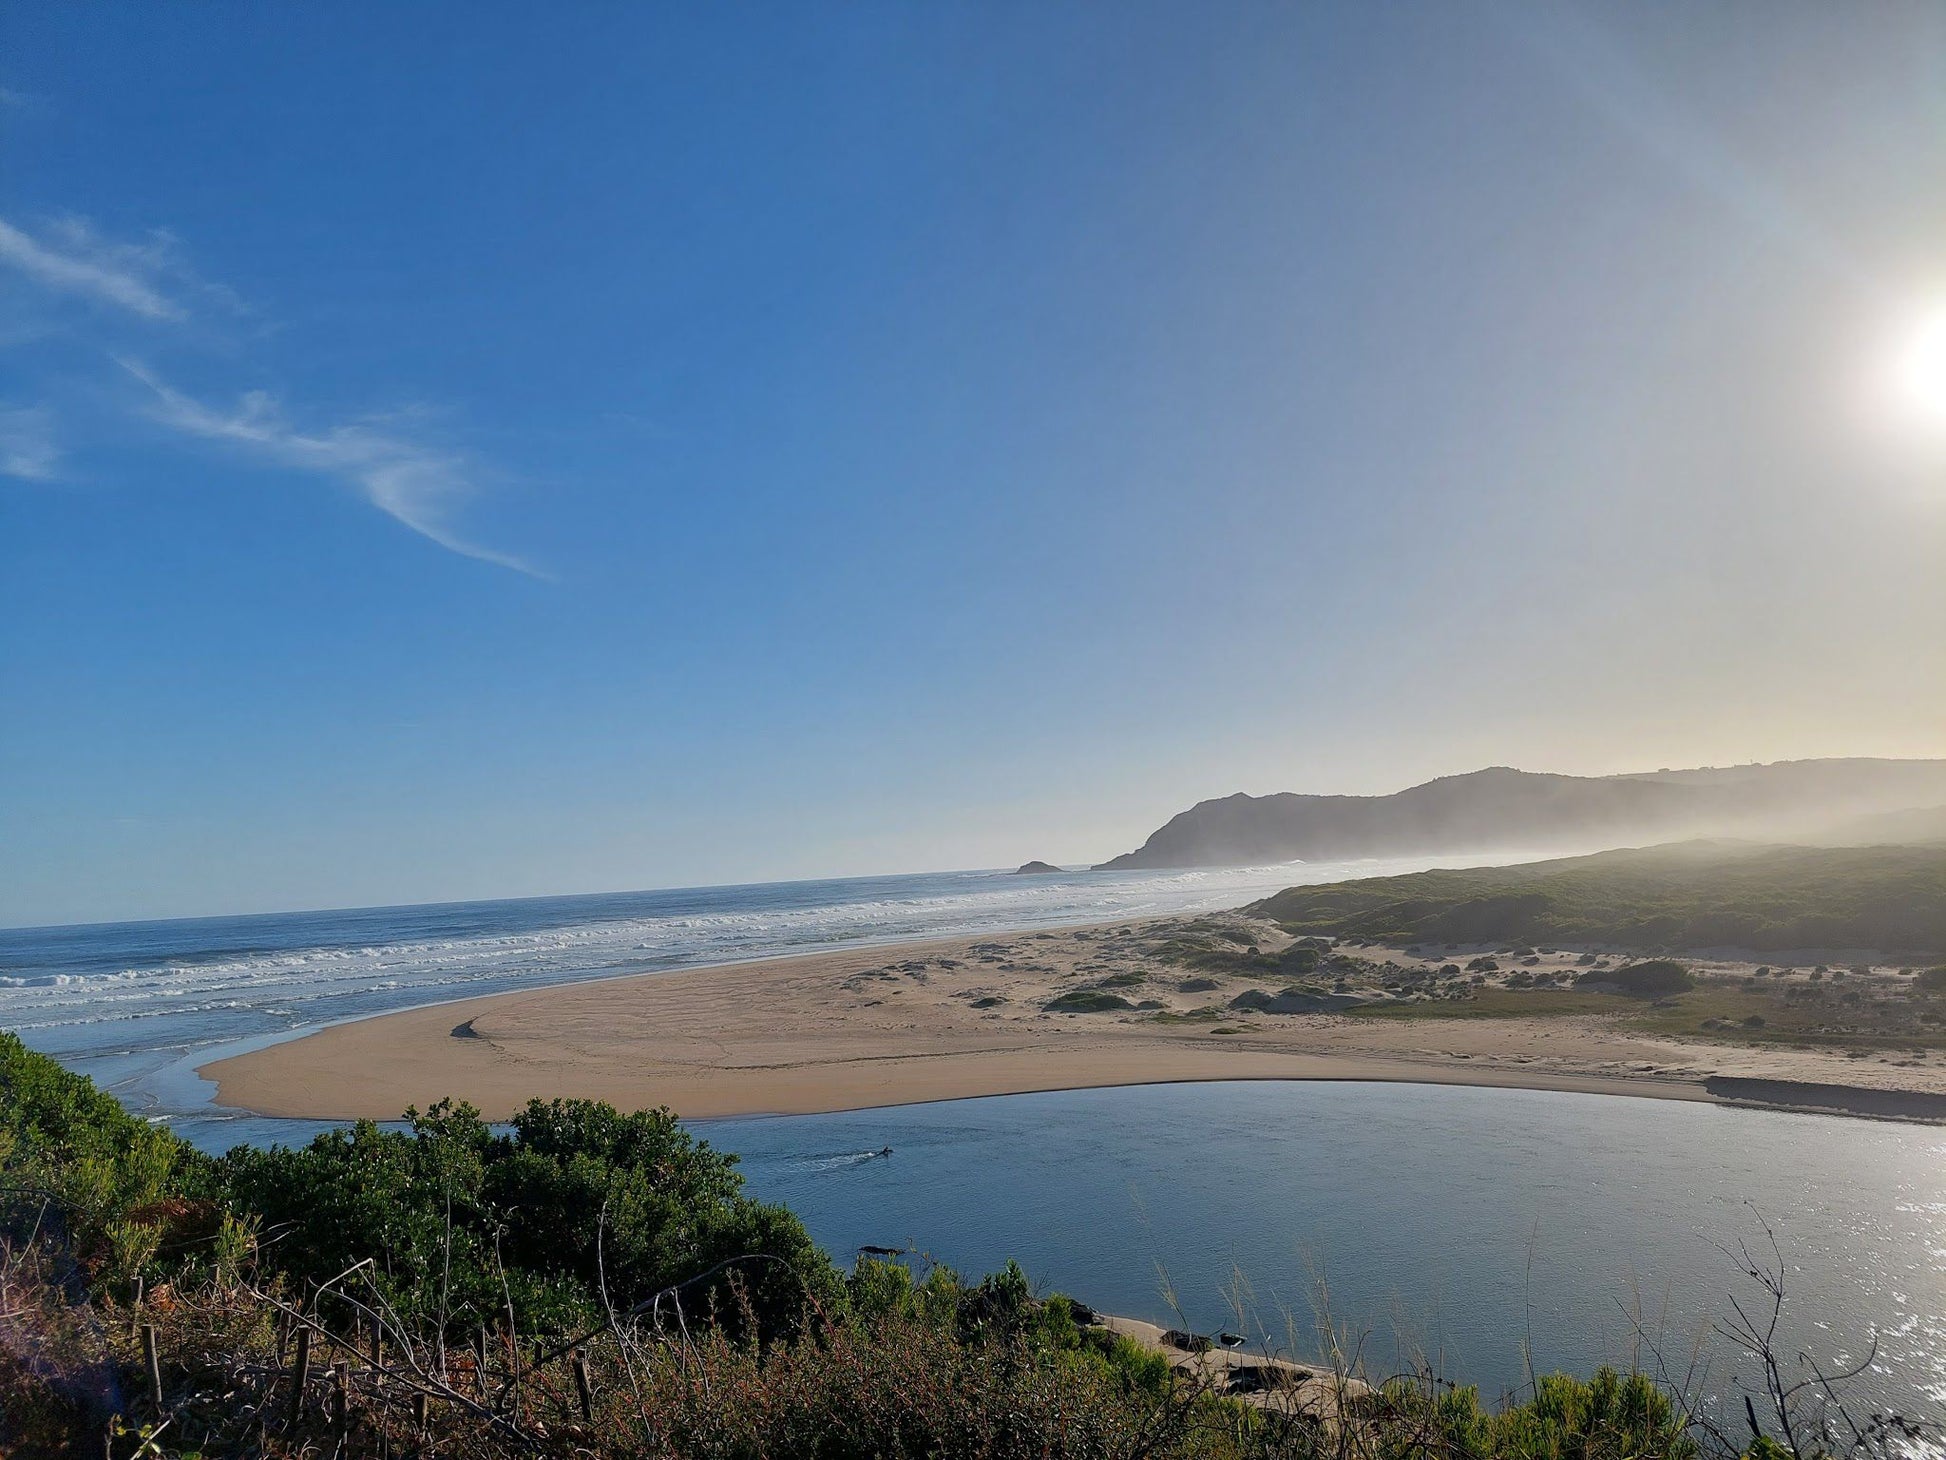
1888 298 1946 432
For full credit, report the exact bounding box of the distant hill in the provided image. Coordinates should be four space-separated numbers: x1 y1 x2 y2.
1094 759 1946 871
1245 840 1946 957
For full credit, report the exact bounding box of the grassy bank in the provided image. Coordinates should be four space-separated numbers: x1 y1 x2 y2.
1246 842 1946 956
0 1033 1910 1458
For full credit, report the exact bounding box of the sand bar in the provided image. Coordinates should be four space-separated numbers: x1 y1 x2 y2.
202 916 1946 1124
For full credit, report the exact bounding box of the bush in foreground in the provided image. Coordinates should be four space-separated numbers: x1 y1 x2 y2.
217 1095 834 1340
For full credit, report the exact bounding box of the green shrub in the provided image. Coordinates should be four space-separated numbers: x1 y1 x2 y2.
1369 1367 1693 1460
0 1032 205 1284
638 1300 1190 1458
1045 988 1136 1013
216 1096 835 1338
1576 960 1693 997
1488 1367 1695 1460
1279 944 1321 975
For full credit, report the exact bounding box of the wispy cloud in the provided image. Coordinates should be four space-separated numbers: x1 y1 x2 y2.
0 404 60 481
3 209 535 575
120 359 542 576
0 215 191 321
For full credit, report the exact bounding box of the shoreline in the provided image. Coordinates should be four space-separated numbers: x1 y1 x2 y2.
683 1071 1946 1126
201 916 1946 1127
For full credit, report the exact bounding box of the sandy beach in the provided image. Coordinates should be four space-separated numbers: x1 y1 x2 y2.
201 911 1946 1124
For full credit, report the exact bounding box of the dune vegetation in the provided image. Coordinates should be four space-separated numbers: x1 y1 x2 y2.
1131 910 1946 1063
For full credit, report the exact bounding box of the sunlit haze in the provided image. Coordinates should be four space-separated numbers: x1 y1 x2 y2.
1888 298 1946 434
2 4 1943 924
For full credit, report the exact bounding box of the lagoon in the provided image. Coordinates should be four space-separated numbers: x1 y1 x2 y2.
698 1080 1946 1425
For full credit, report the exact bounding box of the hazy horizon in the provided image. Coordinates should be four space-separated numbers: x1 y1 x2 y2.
5 4 1945 925
3 752 1938 930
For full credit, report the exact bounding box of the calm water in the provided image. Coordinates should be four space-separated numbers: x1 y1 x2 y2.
696 1082 1946 1424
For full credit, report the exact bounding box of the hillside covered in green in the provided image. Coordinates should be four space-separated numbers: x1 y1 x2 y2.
1247 841 1946 955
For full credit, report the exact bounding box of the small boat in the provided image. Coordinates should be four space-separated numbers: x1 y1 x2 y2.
878 1145 894 1157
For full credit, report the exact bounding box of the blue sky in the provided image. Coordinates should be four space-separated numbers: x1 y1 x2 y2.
4 4 1944 925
